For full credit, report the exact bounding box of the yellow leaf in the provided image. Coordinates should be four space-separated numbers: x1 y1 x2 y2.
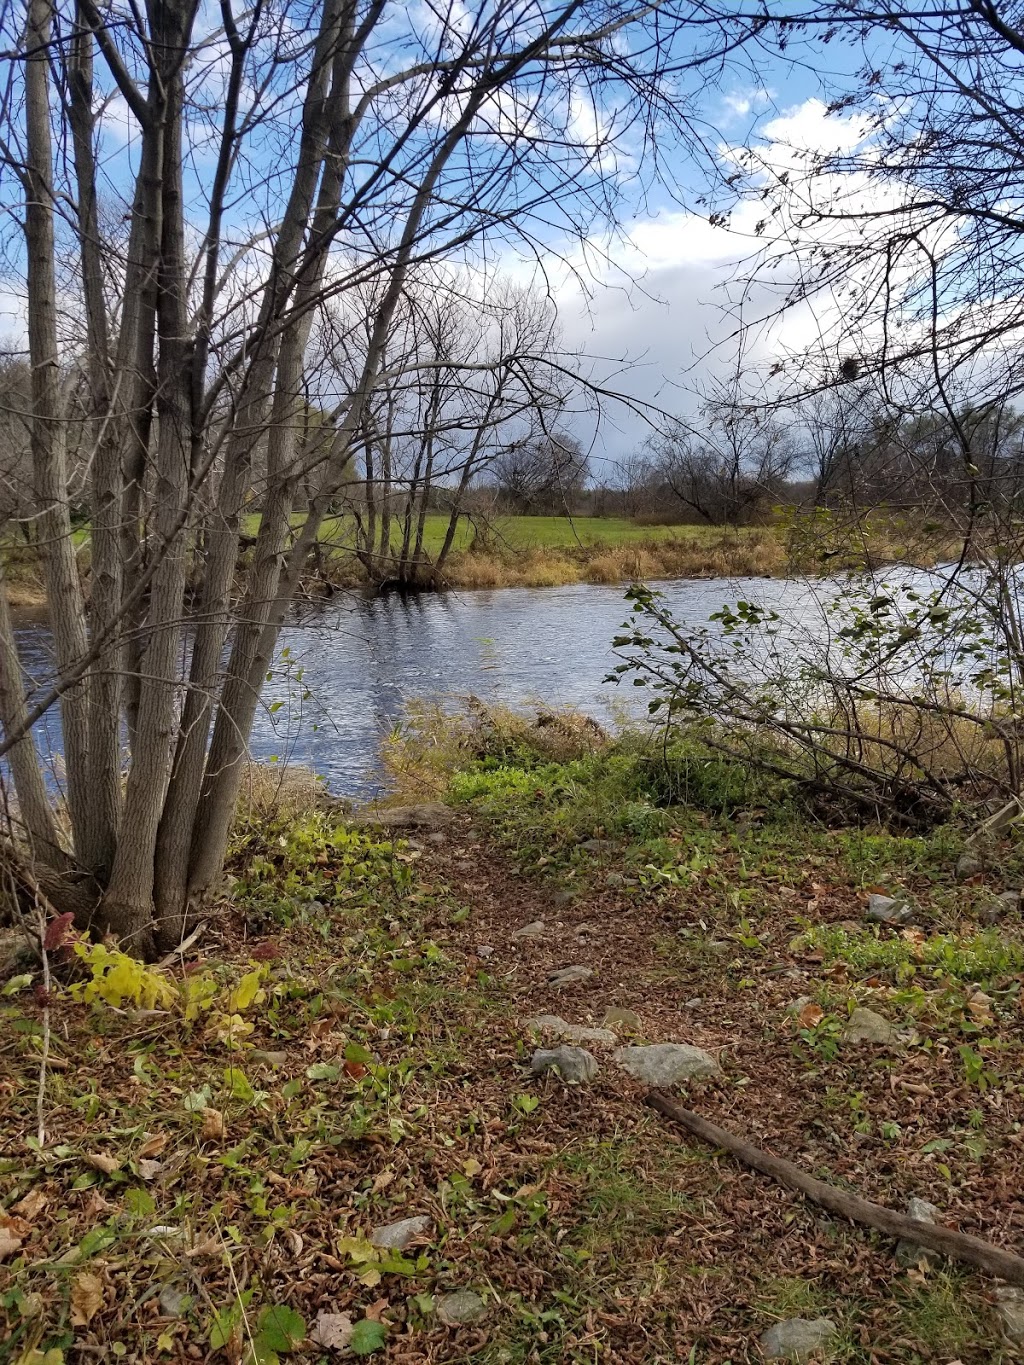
462 1158 483 1177
70 1272 105 1326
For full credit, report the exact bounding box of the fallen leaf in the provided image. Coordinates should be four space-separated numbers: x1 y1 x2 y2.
371 1168 395 1194
200 1108 225 1141
13 1188 48 1219
138 1132 168 1159
311 1311 353 1349
137 1159 163 1181
343 1059 369 1079
798 1002 825 1029
0 1228 23 1261
82 1153 120 1175
364 1298 389 1322
186 1235 224 1258
70 1271 104 1325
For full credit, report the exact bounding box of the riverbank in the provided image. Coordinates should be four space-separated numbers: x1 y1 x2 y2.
2 510 961 614
3 727 1024 1361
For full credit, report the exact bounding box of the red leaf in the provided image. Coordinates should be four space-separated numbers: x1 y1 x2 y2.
43 912 75 951
249 941 280 961
343 1060 368 1079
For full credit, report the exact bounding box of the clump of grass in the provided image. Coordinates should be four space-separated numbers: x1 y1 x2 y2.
233 760 331 826
793 921 1024 983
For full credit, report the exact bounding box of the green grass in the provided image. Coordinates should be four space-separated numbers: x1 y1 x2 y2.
240 511 745 557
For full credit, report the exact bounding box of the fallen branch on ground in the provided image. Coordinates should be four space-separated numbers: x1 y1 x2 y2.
646 1090 1024 1286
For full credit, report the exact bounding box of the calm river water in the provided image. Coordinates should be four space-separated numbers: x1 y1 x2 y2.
8 573 941 797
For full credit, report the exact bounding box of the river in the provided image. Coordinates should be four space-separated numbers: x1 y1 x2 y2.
9 571 972 797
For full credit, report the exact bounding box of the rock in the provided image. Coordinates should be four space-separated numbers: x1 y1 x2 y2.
349 802 452 830
995 1286 1024 1341
530 1045 599 1084
250 1049 288 1067
683 997 702 1009
601 1006 641 1033
980 889 1021 924
760 1317 837 1361
475 944 494 959
548 965 594 987
551 891 576 908
613 1043 717 1086
866 893 914 925
158 1285 191 1318
895 1197 943 1269
786 996 813 1017
426 831 447 846
437 1289 487 1326
525 1015 616 1045
605 871 625 887
370 1214 432 1251
512 920 546 940
580 838 614 853
956 850 986 881
842 1006 897 1044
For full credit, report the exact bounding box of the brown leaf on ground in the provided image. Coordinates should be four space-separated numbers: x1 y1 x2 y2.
13 1189 48 1219
138 1132 168 1159
798 1002 825 1029
200 1107 225 1140
0 1227 23 1261
70 1271 105 1325
82 1152 120 1175
311 1311 353 1349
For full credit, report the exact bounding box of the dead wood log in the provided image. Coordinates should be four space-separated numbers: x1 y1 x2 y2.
646 1090 1024 1286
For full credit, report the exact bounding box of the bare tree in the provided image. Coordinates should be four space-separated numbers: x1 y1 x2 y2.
0 0 759 954
492 431 590 513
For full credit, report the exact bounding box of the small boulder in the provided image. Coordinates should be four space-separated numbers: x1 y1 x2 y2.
601 1005 641 1033
866 893 914 925
980 889 1021 924
580 838 614 853
530 1045 599 1085
350 802 452 830
956 850 986 881
613 1043 717 1086
525 1016 616 1045
548 965 594 987
760 1317 838 1361
895 1196 942 1269
843 1006 897 1044
438 1289 487 1326
370 1214 432 1251
995 1286 1024 1341
249 1049 288 1067
512 920 546 940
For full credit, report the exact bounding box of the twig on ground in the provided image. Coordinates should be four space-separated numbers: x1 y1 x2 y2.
156 921 207 970
646 1089 1024 1286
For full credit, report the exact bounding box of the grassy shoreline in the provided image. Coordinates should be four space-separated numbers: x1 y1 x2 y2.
3 510 959 613
3 722 1024 1361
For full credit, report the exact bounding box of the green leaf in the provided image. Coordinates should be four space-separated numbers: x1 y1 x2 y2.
183 1086 212 1112
209 1304 242 1350
306 1062 340 1082
344 1042 374 1067
124 1187 156 1216
257 1304 306 1352
350 1319 388 1355
225 1066 255 1103
2 973 32 995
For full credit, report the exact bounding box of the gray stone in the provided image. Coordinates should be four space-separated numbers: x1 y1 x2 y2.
437 1289 487 1326
580 838 614 853
760 1317 838 1361
683 997 703 1009
512 920 546 940
370 1214 432 1251
786 996 813 1017
980 890 1021 924
475 944 494 959
956 850 986 881
613 1043 717 1086
548 965 594 987
866 893 914 925
530 1045 599 1084
158 1285 191 1318
605 871 625 887
843 1006 897 1044
250 1049 288 1066
895 1197 942 1269
349 802 452 830
551 891 577 908
995 1286 1024 1341
525 1015 616 1046
601 1006 641 1033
